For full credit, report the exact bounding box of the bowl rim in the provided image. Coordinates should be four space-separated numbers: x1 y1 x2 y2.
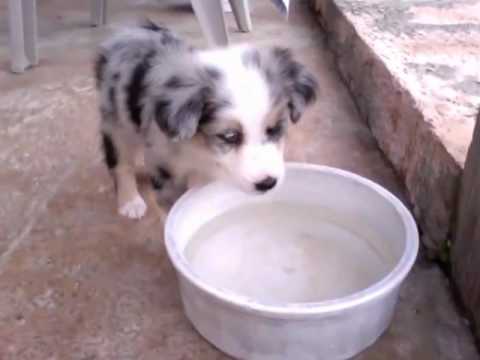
164 162 419 318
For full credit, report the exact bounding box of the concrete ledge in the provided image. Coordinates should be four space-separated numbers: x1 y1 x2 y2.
312 0 480 258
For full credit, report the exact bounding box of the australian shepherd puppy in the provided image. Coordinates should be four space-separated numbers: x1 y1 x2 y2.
95 21 318 219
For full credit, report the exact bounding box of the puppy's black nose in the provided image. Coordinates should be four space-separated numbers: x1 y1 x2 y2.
255 177 277 192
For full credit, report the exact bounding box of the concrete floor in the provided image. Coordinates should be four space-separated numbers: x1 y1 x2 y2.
0 0 477 359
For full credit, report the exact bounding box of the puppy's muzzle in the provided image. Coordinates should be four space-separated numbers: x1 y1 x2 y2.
254 176 278 192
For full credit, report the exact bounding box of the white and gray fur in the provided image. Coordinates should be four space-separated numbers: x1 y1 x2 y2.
95 21 318 219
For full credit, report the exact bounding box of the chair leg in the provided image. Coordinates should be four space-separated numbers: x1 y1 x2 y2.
221 0 232 12
191 0 228 47
91 0 107 27
229 0 252 32
22 0 38 66
8 0 29 73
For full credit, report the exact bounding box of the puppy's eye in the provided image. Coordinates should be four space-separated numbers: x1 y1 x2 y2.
216 130 242 145
266 121 284 140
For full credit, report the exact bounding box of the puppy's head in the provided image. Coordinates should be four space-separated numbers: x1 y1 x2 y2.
151 45 318 193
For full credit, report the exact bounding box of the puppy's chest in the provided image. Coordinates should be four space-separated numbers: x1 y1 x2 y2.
145 136 216 206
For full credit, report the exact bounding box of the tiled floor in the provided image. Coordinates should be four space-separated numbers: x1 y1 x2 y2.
0 1 477 359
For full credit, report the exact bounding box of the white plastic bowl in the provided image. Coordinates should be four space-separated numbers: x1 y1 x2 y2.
165 163 418 360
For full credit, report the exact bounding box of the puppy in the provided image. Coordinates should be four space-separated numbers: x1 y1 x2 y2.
95 21 318 219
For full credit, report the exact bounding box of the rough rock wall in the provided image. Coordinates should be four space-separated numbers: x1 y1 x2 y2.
312 0 480 258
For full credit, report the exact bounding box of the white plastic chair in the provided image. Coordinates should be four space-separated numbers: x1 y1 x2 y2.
7 0 250 73
191 0 252 47
7 0 38 73
7 0 107 74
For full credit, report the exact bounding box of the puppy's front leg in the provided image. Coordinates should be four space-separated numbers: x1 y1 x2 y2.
101 130 147 219
115 164 147 219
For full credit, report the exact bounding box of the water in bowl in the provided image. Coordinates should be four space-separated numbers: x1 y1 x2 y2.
184 202 394 304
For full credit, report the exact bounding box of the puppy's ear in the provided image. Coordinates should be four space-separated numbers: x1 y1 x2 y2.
148 66 223 141
153 86 210 141
270 47 318 123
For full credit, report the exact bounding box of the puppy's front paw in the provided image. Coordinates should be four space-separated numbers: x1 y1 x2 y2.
118 195 147 219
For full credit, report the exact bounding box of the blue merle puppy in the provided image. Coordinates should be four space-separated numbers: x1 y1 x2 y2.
95 21 318 219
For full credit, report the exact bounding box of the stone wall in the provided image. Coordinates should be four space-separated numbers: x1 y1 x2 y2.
453 109 480 339
312 0 480 258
